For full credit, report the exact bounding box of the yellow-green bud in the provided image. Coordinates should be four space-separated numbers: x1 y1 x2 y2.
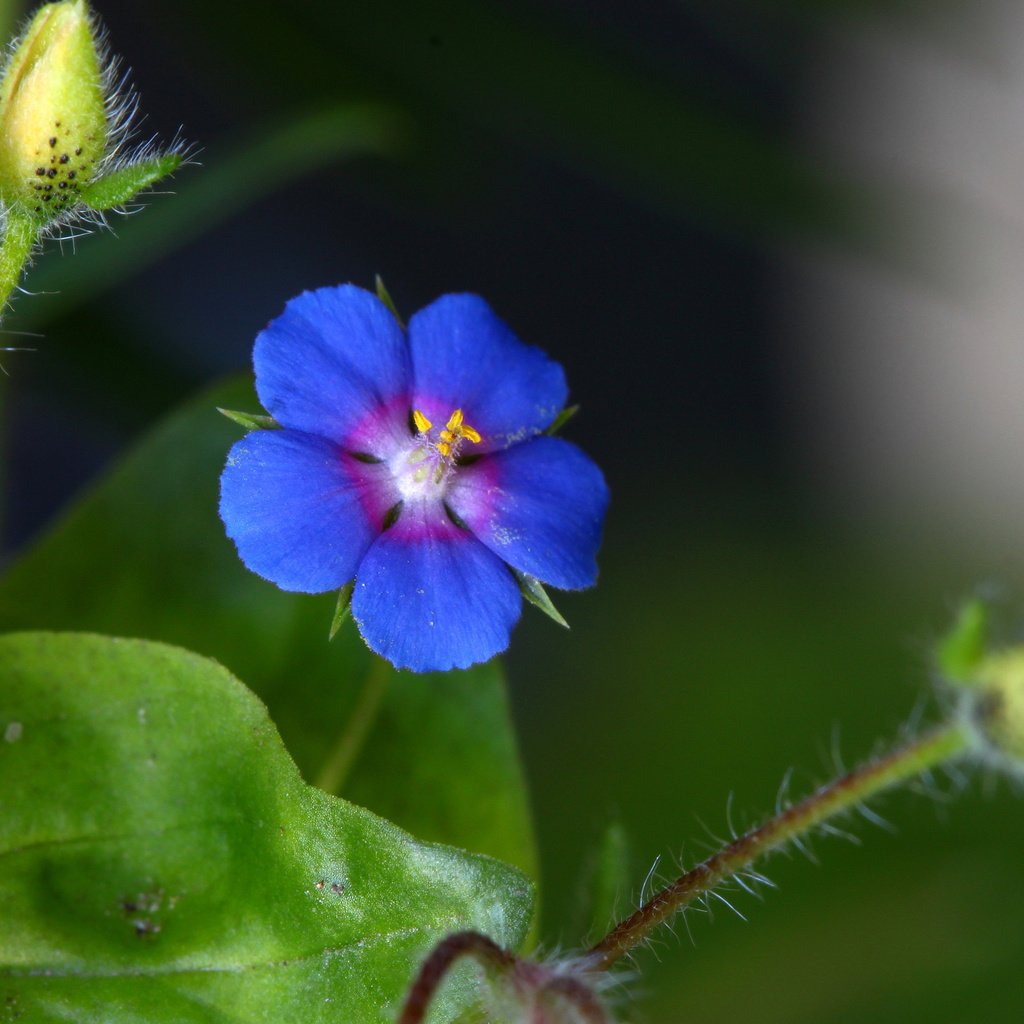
963 649 1024 770
0 0 106 221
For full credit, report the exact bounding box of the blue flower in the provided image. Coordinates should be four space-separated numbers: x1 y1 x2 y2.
219 285 608 672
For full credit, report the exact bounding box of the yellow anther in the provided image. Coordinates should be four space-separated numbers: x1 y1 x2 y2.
413 409 432 434
445 408 482 446
436 441 452 457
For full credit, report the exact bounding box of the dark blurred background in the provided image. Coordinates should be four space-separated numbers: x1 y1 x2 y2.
3 0 1024 1021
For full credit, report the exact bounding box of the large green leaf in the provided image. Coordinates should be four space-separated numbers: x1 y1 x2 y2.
0 631 532 1022
0 377 536 880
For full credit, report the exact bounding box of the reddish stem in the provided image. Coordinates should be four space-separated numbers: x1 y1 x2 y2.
397 931 609 1024
397 931 514 1024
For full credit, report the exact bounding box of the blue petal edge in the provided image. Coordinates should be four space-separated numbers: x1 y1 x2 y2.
254 284 411 455
408 294 568 453
351 501 522 671
449 435 609 591
220 429 388 593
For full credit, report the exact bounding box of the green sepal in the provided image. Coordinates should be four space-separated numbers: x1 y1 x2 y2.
79 153 183 211
514 569 569 629
375 274 404 327
329 581 354 640
938 597 990 685
546 404 580 435
217 407 280 431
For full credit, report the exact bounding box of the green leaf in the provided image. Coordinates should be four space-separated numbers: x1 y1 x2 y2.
217 406 280 431
515 570 569 629
0 376 537 882
0 632 533 1022
79 153 183 211
937 597 990 685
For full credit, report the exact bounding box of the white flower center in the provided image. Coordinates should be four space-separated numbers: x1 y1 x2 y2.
390 407 481 503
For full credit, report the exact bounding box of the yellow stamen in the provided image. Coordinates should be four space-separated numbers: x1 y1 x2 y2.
412 406 482 458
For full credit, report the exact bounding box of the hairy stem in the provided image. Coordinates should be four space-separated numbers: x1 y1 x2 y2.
397 931 611 1024
0 210 37 318
314 657 389 794
397 932 515 1024
587 721 971 971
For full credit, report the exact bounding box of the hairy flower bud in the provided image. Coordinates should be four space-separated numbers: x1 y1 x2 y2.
0 0 105 220
939 597 1024 774
962 649 1024 771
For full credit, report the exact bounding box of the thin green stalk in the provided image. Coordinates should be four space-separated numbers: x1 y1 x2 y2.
587 722 971 971
0 209 37 316
314 658 390 794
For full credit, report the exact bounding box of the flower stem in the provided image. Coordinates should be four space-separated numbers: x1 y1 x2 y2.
314 657 390 794
586 721 971 972
0 210 38 317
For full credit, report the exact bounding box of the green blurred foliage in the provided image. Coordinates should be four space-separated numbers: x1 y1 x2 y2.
0 378 537 882
2 0 1023 1022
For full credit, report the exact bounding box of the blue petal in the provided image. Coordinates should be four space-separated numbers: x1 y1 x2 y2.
220 429 396 593
448 436 609 590
254 285 412 457
351 501 522 671
407 294 568 452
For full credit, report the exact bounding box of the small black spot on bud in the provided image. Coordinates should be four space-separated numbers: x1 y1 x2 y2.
67 170 76 180
33 185 42 191
59 154 69 164
331 882 344 894
42 194 51 201
58 182 67 189
74 147 82 155
48 137 57 147
46 168 56 178
33 206 41 213
35 167 46 176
